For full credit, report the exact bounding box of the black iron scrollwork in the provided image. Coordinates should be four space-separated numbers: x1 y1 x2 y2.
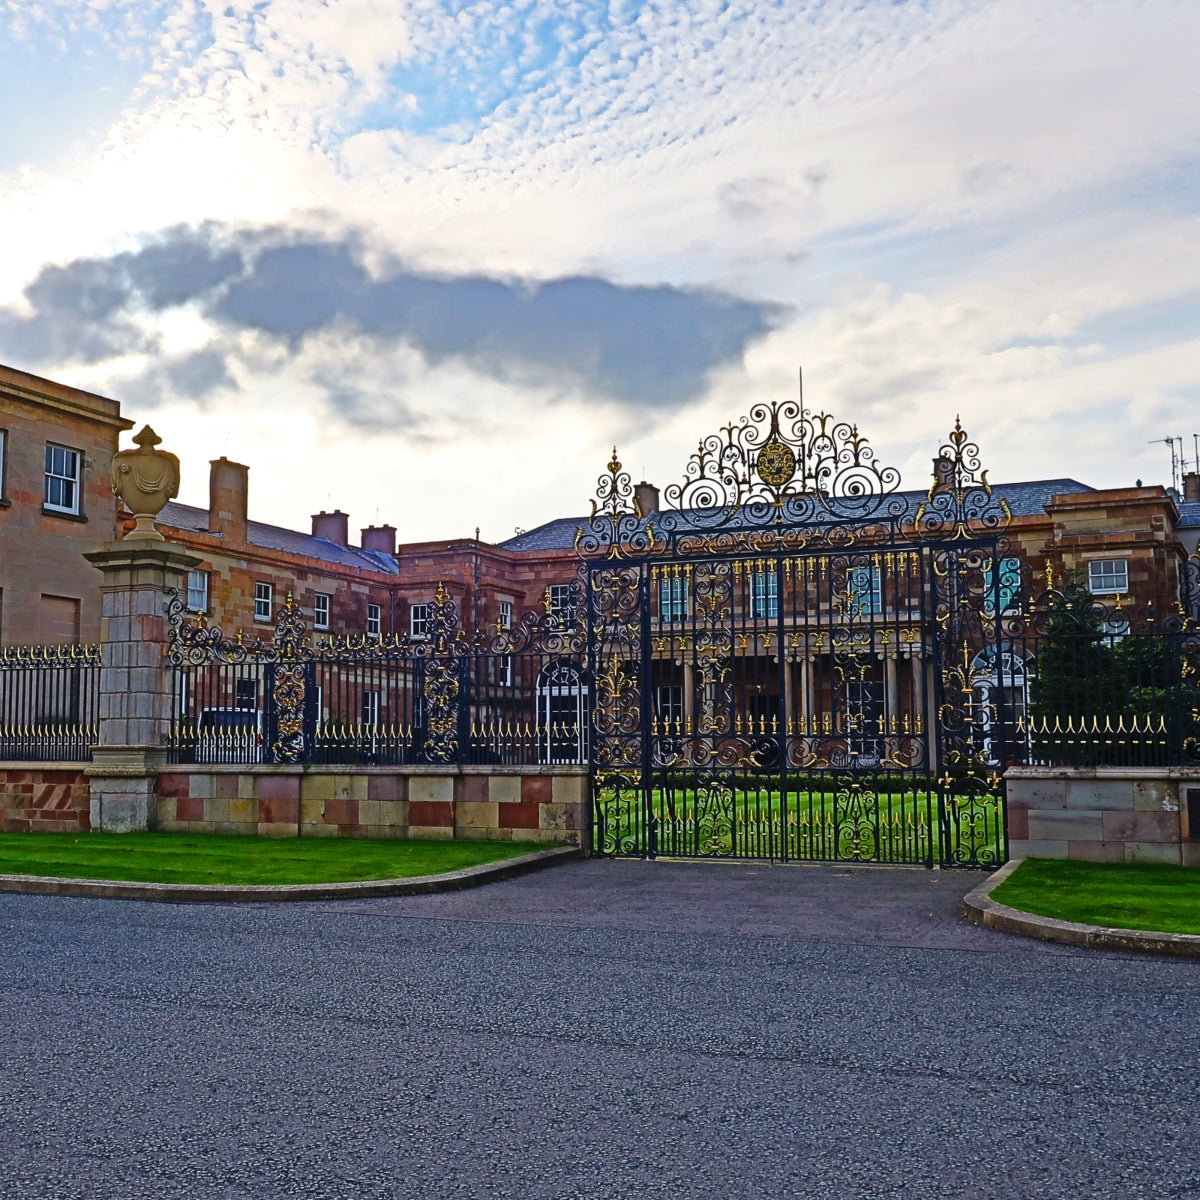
910 416 1011 540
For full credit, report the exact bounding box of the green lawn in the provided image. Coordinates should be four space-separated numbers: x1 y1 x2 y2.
597 779 1005 864
992 858 1200 936
0 832 549 886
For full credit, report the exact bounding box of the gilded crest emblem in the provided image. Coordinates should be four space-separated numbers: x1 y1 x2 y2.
756 438 796 489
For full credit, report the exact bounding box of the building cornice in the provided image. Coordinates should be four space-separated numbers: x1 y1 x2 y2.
0 367 132 433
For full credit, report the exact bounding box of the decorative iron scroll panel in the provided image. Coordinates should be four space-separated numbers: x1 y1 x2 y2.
582 405 1013 869
586 536 1009 868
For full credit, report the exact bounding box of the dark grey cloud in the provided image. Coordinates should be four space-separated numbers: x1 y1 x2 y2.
0 224 786 421
165 348 234 399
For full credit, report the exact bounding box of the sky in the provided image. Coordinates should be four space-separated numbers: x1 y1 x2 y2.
2 0 1199 543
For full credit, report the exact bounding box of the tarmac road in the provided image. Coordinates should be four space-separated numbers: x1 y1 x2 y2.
2 858 1197 1200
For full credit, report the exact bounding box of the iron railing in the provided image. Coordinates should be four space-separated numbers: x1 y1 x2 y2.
1002 628 1200 768
0 644 101 762
165 585 589 767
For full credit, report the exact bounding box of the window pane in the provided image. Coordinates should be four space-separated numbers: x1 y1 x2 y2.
187 570 209 612
1088 559 1128 594
847 566 880 616
44 444 80 512
751 571 778 618
411 604 430 637
254 582 272 619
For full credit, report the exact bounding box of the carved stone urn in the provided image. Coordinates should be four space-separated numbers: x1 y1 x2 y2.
112 425 181 542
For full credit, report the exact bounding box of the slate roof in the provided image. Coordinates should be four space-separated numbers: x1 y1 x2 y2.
158 501 400 575
1177 501 1200 528
498 478 1096 553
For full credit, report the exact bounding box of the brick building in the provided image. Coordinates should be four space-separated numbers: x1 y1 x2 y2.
501 475 1197 619
2 356 1198 650
146 456 581 644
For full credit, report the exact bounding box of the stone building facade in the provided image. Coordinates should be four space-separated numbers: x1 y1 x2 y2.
0 363 132 644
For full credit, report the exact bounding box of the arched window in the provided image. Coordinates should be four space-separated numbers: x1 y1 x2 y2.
537 661 587 764
971 646 1035 766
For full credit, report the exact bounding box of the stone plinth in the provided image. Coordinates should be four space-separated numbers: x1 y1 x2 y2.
1006 766 1200 866
83 542 200 831
155 765 587 845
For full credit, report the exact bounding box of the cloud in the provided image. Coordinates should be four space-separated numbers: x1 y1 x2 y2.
0 223 785 420
2 0 1200 541
165 347 234 398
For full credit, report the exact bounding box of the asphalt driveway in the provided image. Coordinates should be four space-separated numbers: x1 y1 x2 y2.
1 858 1196 1199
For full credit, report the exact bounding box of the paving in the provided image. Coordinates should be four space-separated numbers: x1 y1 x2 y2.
2 858 1198 1200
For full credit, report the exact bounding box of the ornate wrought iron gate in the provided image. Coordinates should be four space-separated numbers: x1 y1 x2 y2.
581 403 1013 868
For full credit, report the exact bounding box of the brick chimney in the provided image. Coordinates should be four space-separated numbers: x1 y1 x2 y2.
312 510 349 546
361 525 397 555
1184 471 1200 503
931 455 957 494
634 480 660 517
209 458 248 543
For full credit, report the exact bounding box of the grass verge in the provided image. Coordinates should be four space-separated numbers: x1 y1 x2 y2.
991 858 1200 936
0 831 552 886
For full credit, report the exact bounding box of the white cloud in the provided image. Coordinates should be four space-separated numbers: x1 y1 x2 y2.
2 0 1199 535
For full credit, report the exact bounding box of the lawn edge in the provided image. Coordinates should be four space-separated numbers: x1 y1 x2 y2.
0 845 581 904
960 859 1200 958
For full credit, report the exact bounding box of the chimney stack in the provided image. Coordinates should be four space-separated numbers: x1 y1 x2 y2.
209 458 249 543
1184 471 1200 503
931 455 956 494
361 524 397 556
634 480 660 517
312 510 349 546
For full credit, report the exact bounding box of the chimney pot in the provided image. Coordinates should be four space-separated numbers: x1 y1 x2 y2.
634 480 660 517
361 524 397 556
312 510 349 546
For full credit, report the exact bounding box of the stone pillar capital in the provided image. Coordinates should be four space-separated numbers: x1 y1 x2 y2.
84 542 202 589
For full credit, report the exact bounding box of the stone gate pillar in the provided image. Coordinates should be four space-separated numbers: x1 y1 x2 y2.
83 423 196 832
82 544 200 831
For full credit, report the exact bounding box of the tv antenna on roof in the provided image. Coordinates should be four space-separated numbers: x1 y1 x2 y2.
1150 436 1184 491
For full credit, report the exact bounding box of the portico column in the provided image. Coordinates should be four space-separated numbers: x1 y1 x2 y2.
884 650 899 731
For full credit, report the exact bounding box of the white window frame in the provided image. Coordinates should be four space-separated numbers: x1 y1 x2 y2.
361 689 380 727
0 428 8 500
498 599 513 631
313 593 330 630
847 565 883 617
254 581 273 622
366 602 382 638
186 570 210 614
537 661 587 764
410 603 431 639
547 584 574 628
750 571 778 620
44 443 81 514
1088 559 1129 596
658 574 689 622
